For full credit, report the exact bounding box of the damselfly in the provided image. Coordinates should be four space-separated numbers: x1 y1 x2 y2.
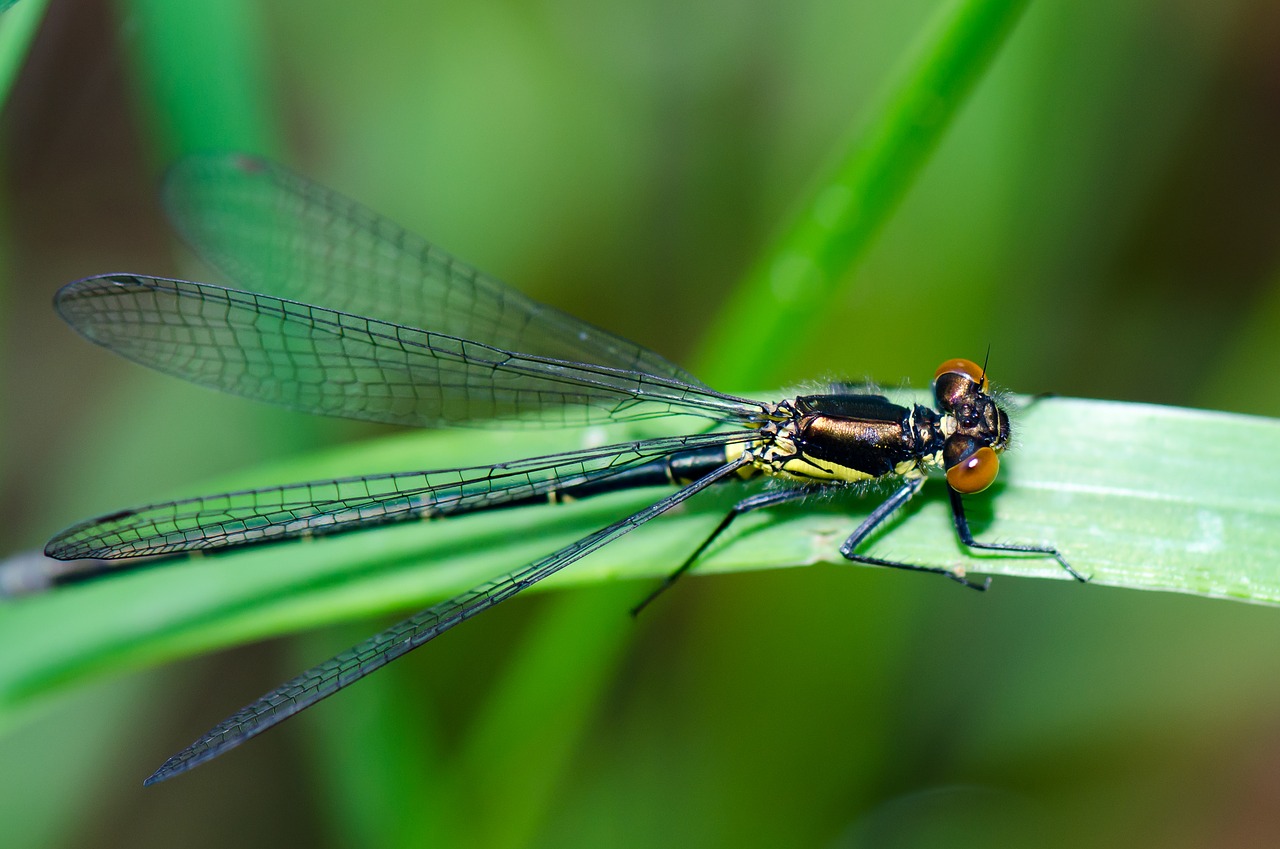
46 154 1082 785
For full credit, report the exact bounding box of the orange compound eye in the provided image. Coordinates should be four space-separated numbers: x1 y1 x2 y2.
934 358 987 392
945 446 1000 494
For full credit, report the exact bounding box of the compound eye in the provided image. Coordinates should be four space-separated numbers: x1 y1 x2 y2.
934 358 987 392
945 445 1000 494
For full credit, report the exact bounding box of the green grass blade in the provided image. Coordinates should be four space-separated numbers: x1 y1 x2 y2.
2 397 1277 730
0 0 48 114
294 621 455 847
120 0 281 158
454 584 638 849
696 0 1030 385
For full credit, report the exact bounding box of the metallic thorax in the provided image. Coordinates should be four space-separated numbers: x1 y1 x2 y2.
745 393 949 485
738 363 1013 492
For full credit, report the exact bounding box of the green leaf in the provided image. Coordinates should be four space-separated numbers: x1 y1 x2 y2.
0 0 49 115
120 0 282 159
2 396 1277 728
695 0 1031 385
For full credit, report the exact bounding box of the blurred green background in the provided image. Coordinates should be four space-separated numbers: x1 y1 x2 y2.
2 0 1280 847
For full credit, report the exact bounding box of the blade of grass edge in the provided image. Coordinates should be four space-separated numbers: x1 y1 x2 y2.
2 397 1278 729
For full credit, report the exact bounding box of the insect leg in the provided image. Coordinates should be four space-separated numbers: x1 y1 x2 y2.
631 486 811 615
839 478 990 590
947 488 1087 582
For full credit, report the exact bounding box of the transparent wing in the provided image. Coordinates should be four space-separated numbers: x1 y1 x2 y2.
143 455 749 785
55 274 764 429
162 153 702 385
45 431 752 561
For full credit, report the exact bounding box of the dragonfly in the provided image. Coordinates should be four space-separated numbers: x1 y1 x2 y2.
46 154 1083 785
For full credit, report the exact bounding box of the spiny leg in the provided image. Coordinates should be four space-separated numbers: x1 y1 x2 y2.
947 488 1088 582
840 478 990 590
631 486 812 616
